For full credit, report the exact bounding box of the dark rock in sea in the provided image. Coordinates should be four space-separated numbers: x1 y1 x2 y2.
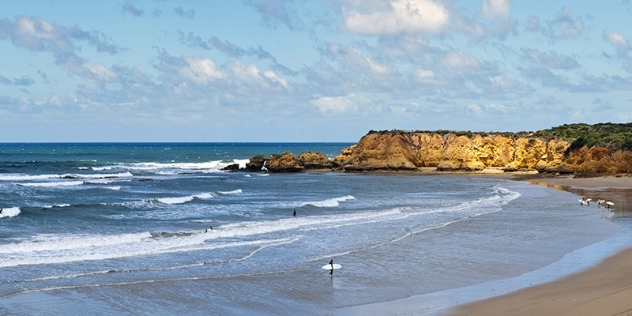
221 163 241 172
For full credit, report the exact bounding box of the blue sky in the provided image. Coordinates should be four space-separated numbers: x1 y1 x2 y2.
1 0 631 142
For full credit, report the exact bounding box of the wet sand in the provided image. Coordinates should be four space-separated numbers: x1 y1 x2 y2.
450 174 632 316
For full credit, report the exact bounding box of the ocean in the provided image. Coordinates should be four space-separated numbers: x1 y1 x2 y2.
0 143 627 315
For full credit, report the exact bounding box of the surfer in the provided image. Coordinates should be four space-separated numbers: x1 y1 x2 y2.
205 226 213 233
0 208 3 214
329 259 334 276
293 209 296 217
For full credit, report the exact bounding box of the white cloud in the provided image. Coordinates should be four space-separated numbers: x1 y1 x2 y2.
346 47 392 74
325 43 394 75
480 0 511 21
83 63 117 82
603 29 630 51
467 103 482 116
479 0 514 37
522 49 580 69
467 103 508 116
263 70 288 88
16 16 56 40
342 0 449 35
227 62 288 90
486 103 508 114
452 14 488 39
548 6 584 39
416 69 435 79
525 15 540 32
0 16 118 55
310 94 360 115
178 57 226 86
7 16 70 52
489 76 513 88
414 69 443 85
440 50 481 71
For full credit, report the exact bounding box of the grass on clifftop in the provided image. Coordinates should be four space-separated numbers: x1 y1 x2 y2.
369 123 632 152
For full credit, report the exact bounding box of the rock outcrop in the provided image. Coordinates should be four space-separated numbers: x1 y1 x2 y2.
333 131 632 174
223 151 335 173
297 152 334 169
225 131 632 175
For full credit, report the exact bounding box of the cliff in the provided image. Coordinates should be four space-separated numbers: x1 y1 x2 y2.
224 125 632 174
333 131 632 174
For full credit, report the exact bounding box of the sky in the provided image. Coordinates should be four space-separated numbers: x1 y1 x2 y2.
0 0 631 142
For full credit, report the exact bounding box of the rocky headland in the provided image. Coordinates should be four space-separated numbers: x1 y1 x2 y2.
223 123 632 175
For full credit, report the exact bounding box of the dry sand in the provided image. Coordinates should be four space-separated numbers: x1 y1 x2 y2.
450 174 632 316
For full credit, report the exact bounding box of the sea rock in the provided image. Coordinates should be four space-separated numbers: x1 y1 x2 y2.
245 155 266 171
221 163 241 172
297 151 333 169
265 152 304 172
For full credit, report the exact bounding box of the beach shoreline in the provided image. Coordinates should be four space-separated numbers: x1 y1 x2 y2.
336 173 632 316
446 174 632 316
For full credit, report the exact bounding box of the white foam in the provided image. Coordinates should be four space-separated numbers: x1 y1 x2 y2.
302 195 356 207
157 196 195 205
19 181 84 188
156 192 214 205
62 172 133 179
0 172 133 182
0 207 20 218
85 179 110 184
92 166 112 171
0 186 523 269
214 207 403 240
194 193 214 199
0 174 57 181
217 189 242 195
0 232 297 268
0 232 152 254
233 159 249 169
96 161 232 174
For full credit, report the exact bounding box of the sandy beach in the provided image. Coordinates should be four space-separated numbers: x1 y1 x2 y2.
449 174 632 316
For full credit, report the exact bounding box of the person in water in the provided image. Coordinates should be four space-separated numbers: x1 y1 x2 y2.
293 209 296 217
329 259 334 276
205 226 213 233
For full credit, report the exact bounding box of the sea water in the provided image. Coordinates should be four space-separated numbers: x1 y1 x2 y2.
0 143 624 315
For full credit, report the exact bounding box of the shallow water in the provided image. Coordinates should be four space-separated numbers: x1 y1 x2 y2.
0 144 624 315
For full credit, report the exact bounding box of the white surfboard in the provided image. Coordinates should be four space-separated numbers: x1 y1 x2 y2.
322 264 342 270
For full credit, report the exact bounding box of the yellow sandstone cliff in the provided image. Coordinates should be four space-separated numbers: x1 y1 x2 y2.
333 131 632 174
